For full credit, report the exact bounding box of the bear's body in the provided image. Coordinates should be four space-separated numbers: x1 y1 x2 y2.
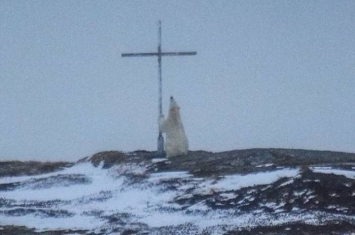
159 97 188 158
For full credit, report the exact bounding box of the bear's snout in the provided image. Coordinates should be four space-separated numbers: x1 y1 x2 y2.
170 96 174 101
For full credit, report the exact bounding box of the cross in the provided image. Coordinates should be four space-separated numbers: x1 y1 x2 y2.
122 21 196 157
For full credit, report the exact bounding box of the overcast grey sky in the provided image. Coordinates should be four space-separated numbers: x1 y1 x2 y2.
1 1 354 161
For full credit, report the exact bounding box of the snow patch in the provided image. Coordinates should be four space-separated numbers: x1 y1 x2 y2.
311 167 355 179
256 163 274 168
193 168 299 194
151 158 168 163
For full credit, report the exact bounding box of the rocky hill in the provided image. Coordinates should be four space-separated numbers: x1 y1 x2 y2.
1 148 355 234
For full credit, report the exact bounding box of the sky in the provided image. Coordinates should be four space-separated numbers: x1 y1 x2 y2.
0 1 354 162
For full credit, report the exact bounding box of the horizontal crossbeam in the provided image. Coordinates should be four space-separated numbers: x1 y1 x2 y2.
122 52 197 57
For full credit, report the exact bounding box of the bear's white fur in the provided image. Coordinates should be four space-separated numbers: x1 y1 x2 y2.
159 96 188 158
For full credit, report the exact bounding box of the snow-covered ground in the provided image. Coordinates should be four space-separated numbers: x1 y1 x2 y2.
1 159 355 234
311 166 355 179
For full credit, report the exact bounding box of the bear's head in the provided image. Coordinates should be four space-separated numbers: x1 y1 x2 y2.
168 96 181 122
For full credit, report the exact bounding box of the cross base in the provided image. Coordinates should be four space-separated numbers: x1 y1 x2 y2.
157 133 165 157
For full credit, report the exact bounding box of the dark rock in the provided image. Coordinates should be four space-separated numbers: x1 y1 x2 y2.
88 151 126 168
0 161 73 177
225 221 355 235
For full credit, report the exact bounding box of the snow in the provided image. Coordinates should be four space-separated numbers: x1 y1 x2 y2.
151 158 168 163
0 162 345 233
278 178 294 188
0 213 103 231
193 168 299 194
0 163 120 201
219 193 236 200
256 163 274 168
149 171 192 181
311 167 355 179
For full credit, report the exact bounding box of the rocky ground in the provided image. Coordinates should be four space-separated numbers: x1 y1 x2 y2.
0 161 73 178
1 148 355 234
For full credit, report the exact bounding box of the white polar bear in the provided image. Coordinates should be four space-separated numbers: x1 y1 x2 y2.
159 96 189 158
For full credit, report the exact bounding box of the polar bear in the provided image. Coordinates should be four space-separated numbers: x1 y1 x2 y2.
159 96 189 158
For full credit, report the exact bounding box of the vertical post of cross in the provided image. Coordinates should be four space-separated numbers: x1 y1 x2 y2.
157 21 164 156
